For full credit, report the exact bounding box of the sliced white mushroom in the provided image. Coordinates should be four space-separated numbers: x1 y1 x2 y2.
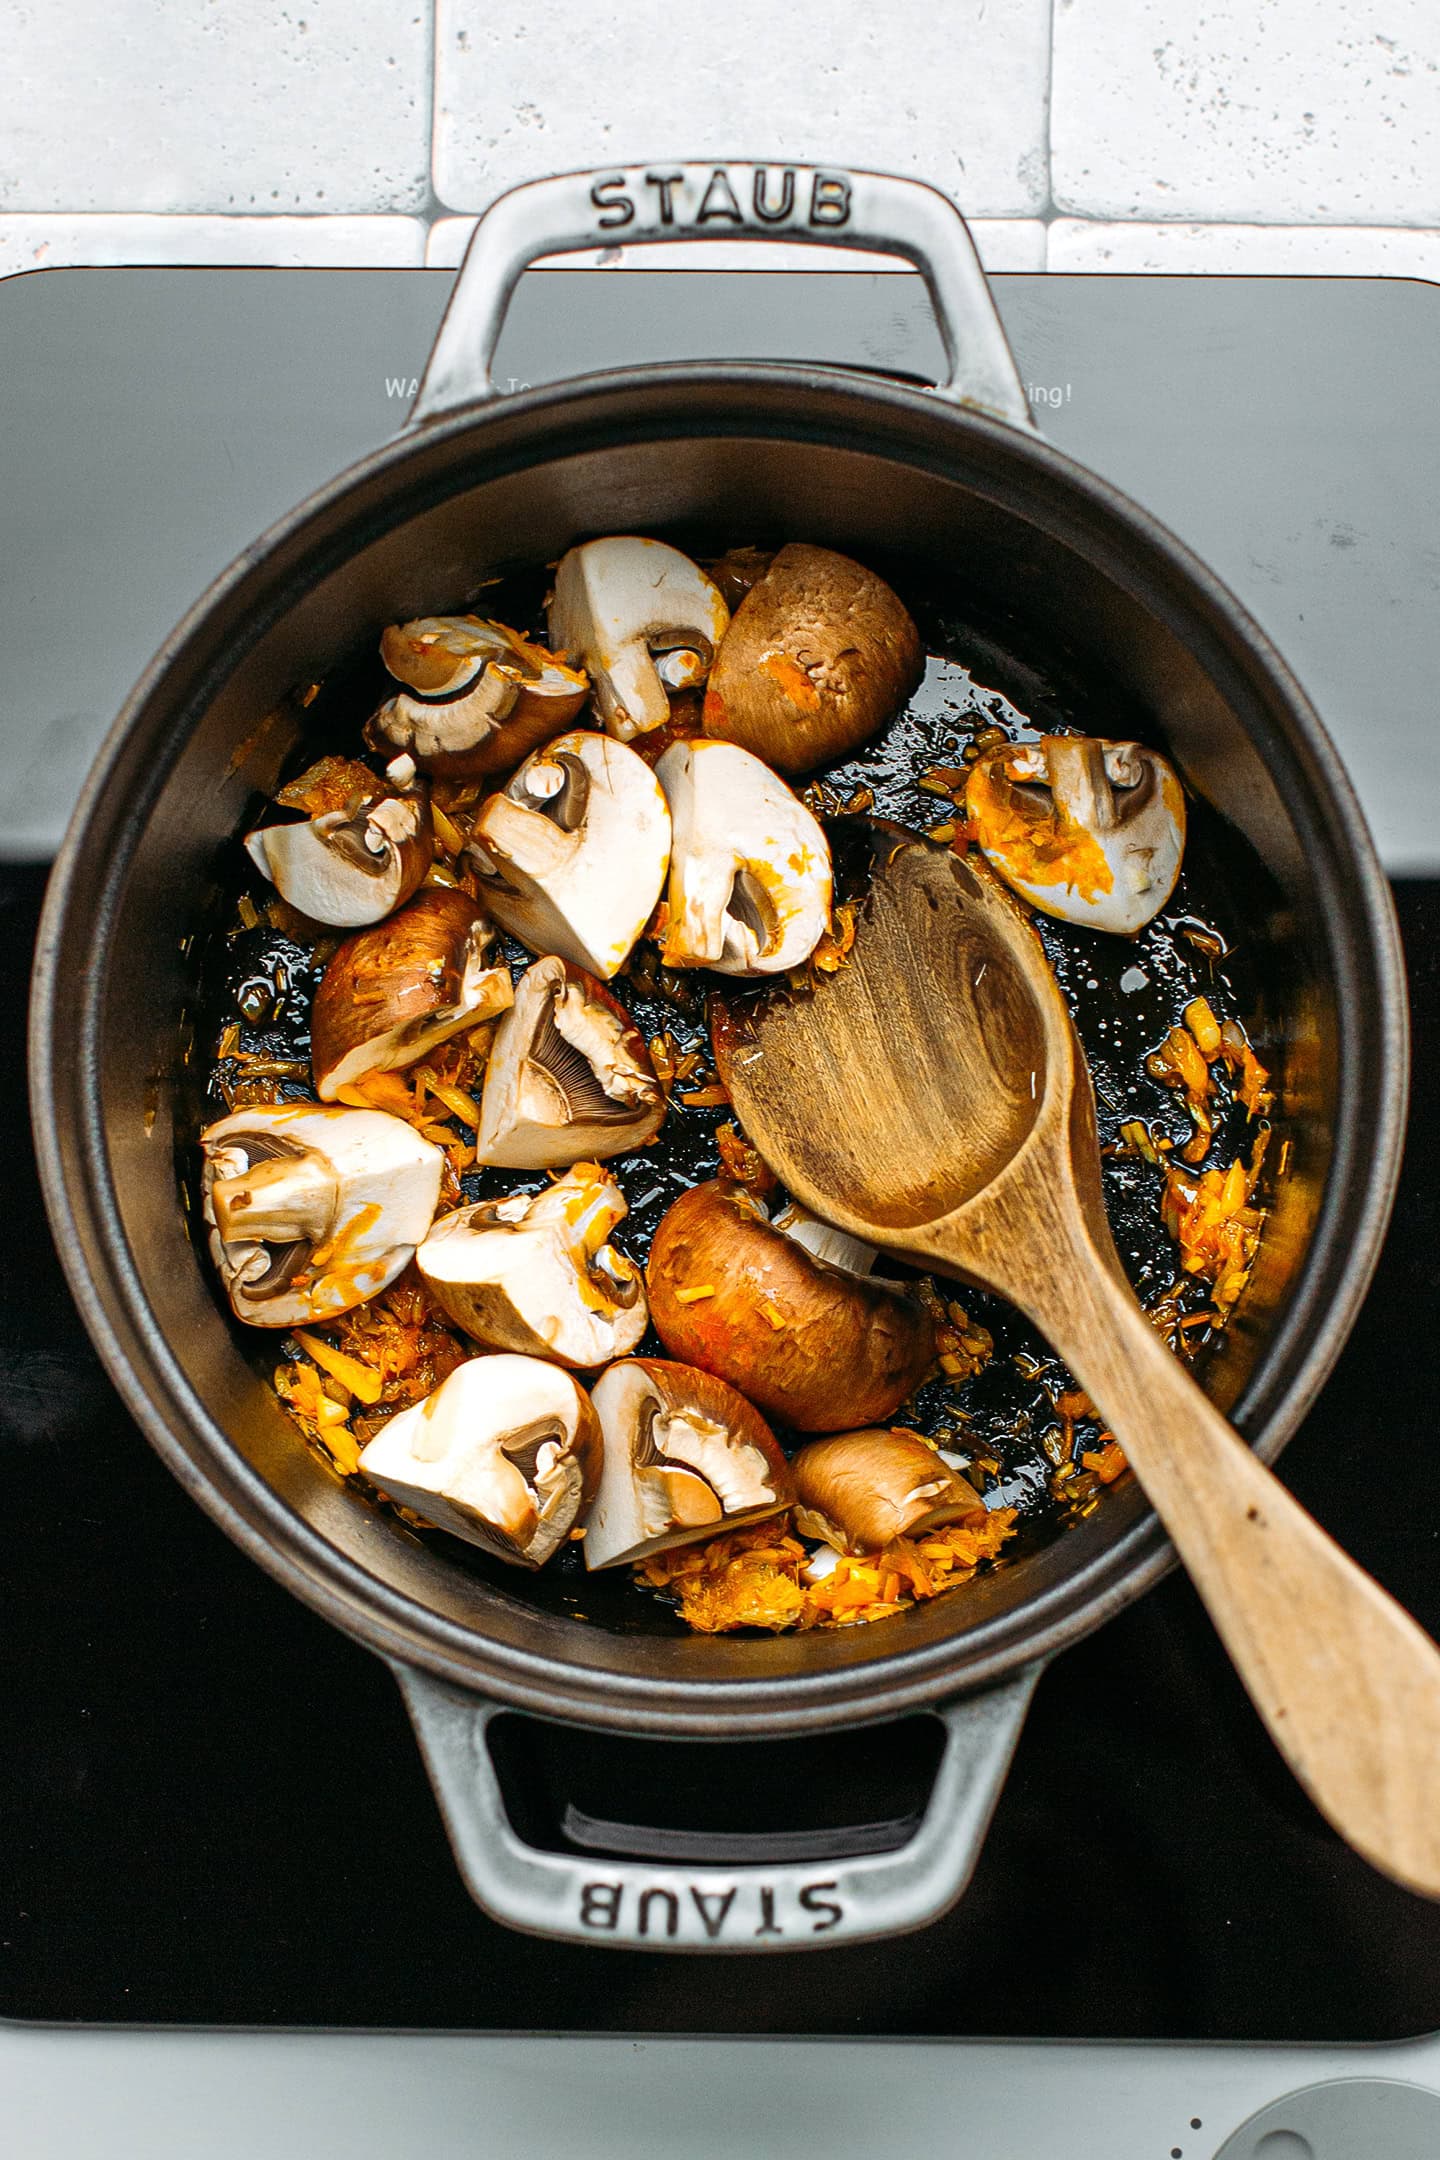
200 1103 444 1328
357 1354 600 1568
654 739 832 975
965 734 1187 936
310 886 514 1099
244 755 433 927
417 1164 648 1367
476 955 664 1168
584 1357 794 1570
466 730 670 979
367 614 589 779
547 537 730 742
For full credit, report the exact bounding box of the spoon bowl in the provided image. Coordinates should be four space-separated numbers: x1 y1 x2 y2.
717 842 1049 1232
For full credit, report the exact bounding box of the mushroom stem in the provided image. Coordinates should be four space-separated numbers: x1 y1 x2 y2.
772 1202 879 1278
1043 735 1118 834
210 1150 338 1245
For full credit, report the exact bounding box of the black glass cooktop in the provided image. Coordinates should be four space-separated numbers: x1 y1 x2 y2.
4 865 1438 2038
4 266 1440 2040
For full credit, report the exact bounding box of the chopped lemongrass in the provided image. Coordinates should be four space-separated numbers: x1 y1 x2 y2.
431 802 466 856
1184 996 1222 1057
294 1331 385 1405
415 1069 483 1128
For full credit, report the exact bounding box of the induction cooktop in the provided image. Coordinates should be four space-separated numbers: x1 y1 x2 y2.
4 268 1440 2082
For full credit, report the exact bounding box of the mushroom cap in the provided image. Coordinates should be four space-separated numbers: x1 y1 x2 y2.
654 739 832 976
467 729 671 979
475 954 664 1169
200 1102 444 1327
417 1163 648 1367
584 1356 794 1570
244 759 434 928
311 886 514 1099
357 1354 600 1568
646 1180 936 1432
965 734 1187 936
367 614 589 779
791 1429 985 1554
702 543 923 775
547 537 730 742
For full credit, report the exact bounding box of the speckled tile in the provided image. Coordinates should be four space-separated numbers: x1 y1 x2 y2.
425 217 1048 273
0 216 428 279
433 0 1051 218
0 2 433 212
1052 0 1440 222
1048 219 1440 276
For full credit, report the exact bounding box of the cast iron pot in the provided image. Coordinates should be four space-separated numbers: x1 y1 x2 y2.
30 164 1408 1952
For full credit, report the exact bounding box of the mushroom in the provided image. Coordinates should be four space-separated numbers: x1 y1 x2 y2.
547 537 730 742
701 543 923 774
244 754 433 927
417 1163 648 1367
357 1354 600 1568
200 1103 444 1327
476 955 664 1168
654 739 832 976
366 614 589 779
791 1429 985 1555
310 886 514 1100
584 1357 795 1570
965 734 1187 935
646 1180 936 1432
466 730 671 979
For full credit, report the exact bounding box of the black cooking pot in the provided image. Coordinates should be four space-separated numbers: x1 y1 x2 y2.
29 165 1407 1953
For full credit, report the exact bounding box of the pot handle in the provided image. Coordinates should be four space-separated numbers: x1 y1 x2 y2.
390 1658 1042 1952
409 161 1035 432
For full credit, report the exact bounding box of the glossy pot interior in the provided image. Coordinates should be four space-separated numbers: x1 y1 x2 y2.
32 365 1406 1737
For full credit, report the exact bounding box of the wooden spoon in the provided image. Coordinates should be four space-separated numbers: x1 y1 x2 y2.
712 833 1440 1896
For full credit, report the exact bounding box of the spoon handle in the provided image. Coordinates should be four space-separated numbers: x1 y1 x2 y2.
1029 1256 1440 1897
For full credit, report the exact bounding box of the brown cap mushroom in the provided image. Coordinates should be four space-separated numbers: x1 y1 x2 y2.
475 955 664 1169
200 1102 444 1327
310 886 514 1100
646 1180 936 1432
417 1163 647 1367
701 543 923 774
357 1354 600 1567
548 536 730 742
965 734 1187 935
654 739 832 976
791 1429 985 1554
467 730 671 979
366 614 589 779
584 1357 795 1570
244 754 433 927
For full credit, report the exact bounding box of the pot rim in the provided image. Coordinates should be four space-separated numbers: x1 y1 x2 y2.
29 359 1410 1738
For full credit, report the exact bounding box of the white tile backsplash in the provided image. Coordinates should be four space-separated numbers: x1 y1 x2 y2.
1049 219 1440 275
0 216 427 277
1052 0 1440 223
0 13 1435 295
0 1 432 213
432 0 1052 217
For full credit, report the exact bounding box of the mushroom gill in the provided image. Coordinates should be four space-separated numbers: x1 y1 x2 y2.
476 955 664 1168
